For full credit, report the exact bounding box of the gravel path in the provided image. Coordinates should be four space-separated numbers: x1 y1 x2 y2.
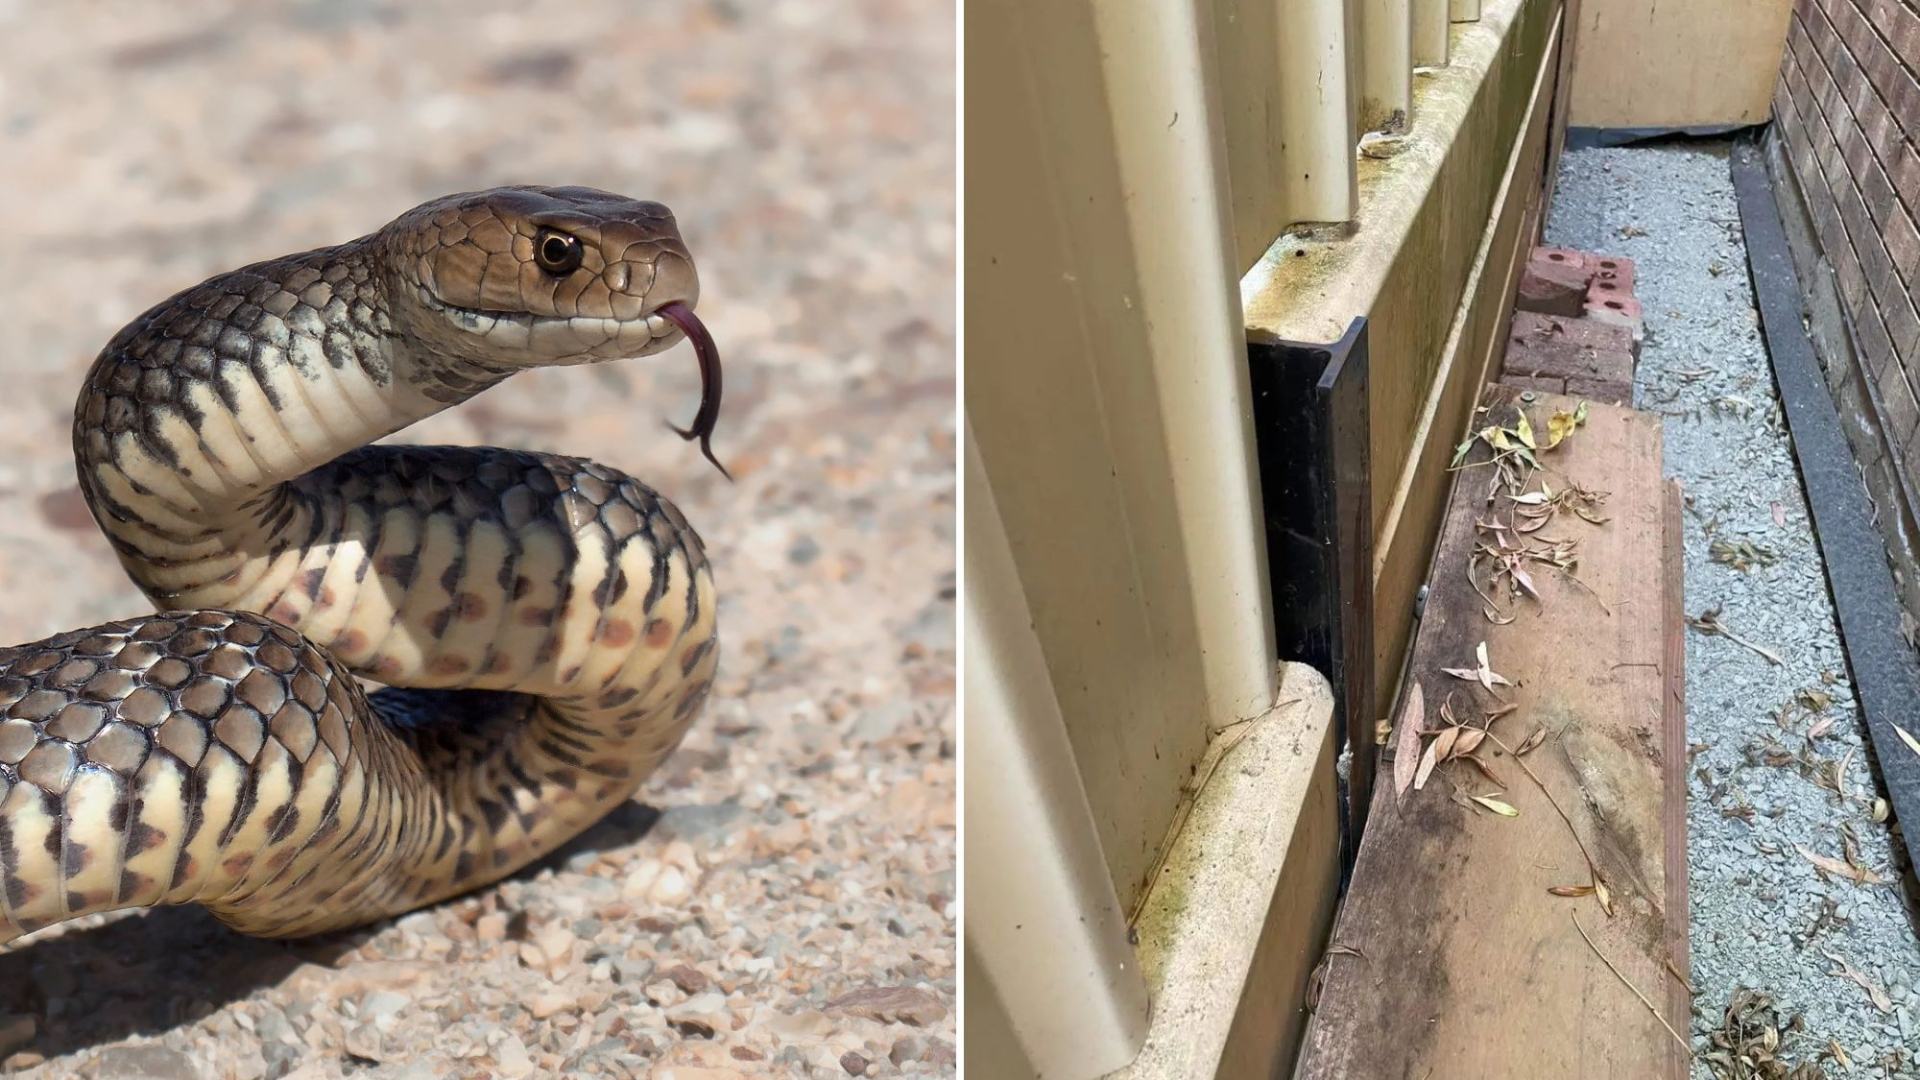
0 2 955 1078
1549 143 1920 1076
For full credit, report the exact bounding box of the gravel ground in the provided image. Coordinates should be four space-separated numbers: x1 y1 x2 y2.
0 2 955 1078
1549 142 1920 1076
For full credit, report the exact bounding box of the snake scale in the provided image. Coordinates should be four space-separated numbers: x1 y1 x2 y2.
0 186 723 943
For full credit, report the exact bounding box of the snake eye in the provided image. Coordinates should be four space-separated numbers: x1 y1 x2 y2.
534 230 583 275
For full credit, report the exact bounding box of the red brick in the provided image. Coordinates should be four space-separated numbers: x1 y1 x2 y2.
1836 182 1904 313
1778 0 1920 474
1564 376 1633 407
1516 256 1591 317
1584 297 1644 345
1503 339 1635 385
1856 300 1897 380
1499 374 1566 397
1586 294 1641 319
1878 0 1920 81
1882 294 1920 369
1832 1 1920 143
1589 254 1635 292
1876 358 1920 454
1509 310 1635 356
1589 276 1632 305
1533 247 1590 272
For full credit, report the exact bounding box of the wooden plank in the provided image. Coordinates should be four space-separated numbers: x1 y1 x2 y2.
1567 0 1791 129
1299 386 1686 1079
1661 479 1691 1048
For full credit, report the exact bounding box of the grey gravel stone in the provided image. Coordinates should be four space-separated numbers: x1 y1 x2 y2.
90 1045 202 1080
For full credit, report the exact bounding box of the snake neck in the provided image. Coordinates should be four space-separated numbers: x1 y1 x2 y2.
72 240 518 564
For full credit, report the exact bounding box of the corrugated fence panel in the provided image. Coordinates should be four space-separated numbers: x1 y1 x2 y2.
1413 0 1451 64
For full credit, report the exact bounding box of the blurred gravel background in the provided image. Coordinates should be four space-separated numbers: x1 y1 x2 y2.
0 1 955 1077
1550 142 1919 1077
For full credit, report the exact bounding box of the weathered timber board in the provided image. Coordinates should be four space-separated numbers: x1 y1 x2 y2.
1298 385 1687 1079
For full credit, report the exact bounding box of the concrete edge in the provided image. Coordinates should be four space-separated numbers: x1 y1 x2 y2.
1108 662 1341 1080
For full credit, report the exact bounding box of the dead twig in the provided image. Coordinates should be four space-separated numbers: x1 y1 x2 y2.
1571 913 1693 1059
1483 730 1611 913
1687 607 1783 666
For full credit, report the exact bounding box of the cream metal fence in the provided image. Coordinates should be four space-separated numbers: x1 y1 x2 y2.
964 0 1490 1073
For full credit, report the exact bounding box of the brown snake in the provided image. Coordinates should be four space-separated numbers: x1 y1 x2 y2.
0 186 722 943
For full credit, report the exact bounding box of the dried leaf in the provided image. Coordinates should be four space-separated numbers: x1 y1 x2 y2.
1393 684 1425 799
1512 410 1537 450
1457 752 1502 783
1709 538 1779 573
1413 738 1441 791
1441 667 1479 682
1516 726 1547 755
1544 408 1582 450
1796 844 1888 885
1432 725 1462 764
1895 723 1920 759
1824 951 1894 1013
1453 728 1487 756
1470 794 1519 817
1474 641 1514 690
1595 878 1614 916
1450 435 1476 468
1808 715 1836 740
1509 491 1551 506
1549 884 1595 897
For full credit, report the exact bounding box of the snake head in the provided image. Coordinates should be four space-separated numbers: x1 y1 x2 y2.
386 185 701 367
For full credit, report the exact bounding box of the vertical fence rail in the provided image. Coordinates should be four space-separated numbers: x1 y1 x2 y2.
1412 0 1452 65
963 431 1151 1078
1356 0 1414 133
1271 0 1360 229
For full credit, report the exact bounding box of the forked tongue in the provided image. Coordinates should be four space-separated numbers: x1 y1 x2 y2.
656 301 730 481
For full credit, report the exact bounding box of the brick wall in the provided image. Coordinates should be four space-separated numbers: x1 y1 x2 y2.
1773 0 1920 478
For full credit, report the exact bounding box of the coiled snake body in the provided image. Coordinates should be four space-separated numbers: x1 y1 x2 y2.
0 186 720 942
